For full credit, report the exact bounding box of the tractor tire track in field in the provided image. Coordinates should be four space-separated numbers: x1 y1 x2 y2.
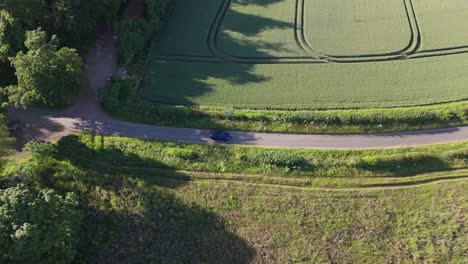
187 176 468 192
168 170 468 192
57 155 468 191
293 0 326 60
158 0 468 64
206 0 325 64
296 0 421 63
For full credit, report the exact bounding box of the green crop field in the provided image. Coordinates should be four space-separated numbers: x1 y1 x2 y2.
141 0 468 110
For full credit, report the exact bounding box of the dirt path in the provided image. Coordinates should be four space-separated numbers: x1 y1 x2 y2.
6 28 468 150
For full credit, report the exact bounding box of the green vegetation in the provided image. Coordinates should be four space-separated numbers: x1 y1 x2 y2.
0 110 15 171
37 133 468 179
102 0 466 133
141 0 468 110
0 0 123 48
6 29 84 108
2 134 465 263
414 0 468 51
0 9 23 60
0 183 82 263
105 88 468 133
116 0 172 65
1 0 467 262
0 0 125 108
304 0 411 56
142 56 468 110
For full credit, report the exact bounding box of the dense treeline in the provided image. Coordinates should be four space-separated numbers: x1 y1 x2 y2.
0 0 123 49
0 0 125 108
0 0 124 262
0 1 177 262
0 0 172 108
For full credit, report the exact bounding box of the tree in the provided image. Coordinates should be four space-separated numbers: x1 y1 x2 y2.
0 10 24 87
0 10 24 61
49 0 121 48
0 111 14 168
0 0 46 29
117 19 150 65
0 184 83 263
7 28 84 108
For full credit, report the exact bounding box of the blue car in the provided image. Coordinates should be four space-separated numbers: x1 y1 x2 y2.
209 131 231 141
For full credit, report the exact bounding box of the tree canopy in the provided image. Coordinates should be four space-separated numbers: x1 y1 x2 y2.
0 0 123 48
7 28 84 108
0 10 24 61
0 184 83 263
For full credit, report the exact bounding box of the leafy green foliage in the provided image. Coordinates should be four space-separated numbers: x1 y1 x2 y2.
0 111 14 171
118 19 150 65
0 10 24 87
0 10 24 61
7 28 84 108
115 0 172 65
99 79 135 112
0 0 46 29
0 184 82 263
251 150 307 171
0 0 124 49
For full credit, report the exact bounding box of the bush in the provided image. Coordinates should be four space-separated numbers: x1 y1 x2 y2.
445 149 468 162
117 19 150 65
99 79 136 112
23 140 57 158
156 104 192 119
116 0 173 65
165 147 199 161
100 80 122 112
360 153 446 174
252 151 307 171
0 184 83 263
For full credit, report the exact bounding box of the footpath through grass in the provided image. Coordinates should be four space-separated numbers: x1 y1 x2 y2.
11 134 467 263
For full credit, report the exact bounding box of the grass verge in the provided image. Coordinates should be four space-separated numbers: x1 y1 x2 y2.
101 71 468 134
41 133 468 178
11 135 467 263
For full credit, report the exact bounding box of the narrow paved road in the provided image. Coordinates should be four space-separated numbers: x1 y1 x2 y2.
7 29 468 149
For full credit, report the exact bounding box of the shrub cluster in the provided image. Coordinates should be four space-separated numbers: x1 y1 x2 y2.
99 79 135 112
251 150 308 171
117 0 172 64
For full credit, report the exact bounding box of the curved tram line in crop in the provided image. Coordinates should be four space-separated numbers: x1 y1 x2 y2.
154 0 468 64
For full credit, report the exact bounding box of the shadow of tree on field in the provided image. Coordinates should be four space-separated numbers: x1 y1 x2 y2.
143 0 294 107
37 135 256 263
